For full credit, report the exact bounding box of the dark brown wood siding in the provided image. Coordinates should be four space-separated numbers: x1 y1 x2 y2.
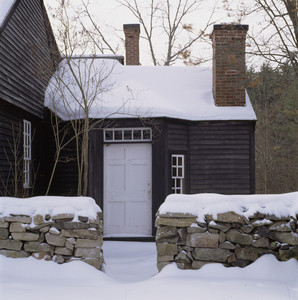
0 0 59 118
0 101 43 196
188 121 255 194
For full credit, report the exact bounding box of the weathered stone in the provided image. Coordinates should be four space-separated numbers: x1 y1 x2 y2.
52 214 74 221
156 226 179 243
55 247 73 256
274 232 298 245
59 222 90 230
0 239 22 250
156 243 178 256
269 241 280 250
66 240 75 251
193 248 231 262
219 241 236 250
231 259 251 268
49 227 61 235
175 251 191 264
176 261 192 269
0 250 30 258
252 237 269 248
76 238 102 248
45 214 51 221
256 226 275 239
253 234 261 239
187 225 207 233
66 237 76 244
83 257 103 270
192 260 210 270
279 246 298 261
181 245 193 252
45 233 66 247
0 222 9 228
61 229 99 239
249 212 265 219
215 212 245 224
157 255 174 262
74 247 101 258
4 215 32 224
33 214 44 225
9 222 26 233
157 261 172 272
227 253 236 264
241 225 254 234
186 232 219 248
177 228 187 245
235 247 258 261
38 232 45 244
209 221 231 232
55 255 65 264
24 242 52 252
157 217 197 227
12 232 39 241
269 221 292 232
267 214 290 221
32 223 54 231
226 229 253 245
78 216 89 222
219 231 226 243
280 244 290 250
0 228 9 239
158 212 197 218
208 228 219 234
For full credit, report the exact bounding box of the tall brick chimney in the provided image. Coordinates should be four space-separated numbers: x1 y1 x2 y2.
211 24 249 106
123 24 140 65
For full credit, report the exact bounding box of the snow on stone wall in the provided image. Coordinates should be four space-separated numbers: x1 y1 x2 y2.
0 197 103 269
156 192 298 271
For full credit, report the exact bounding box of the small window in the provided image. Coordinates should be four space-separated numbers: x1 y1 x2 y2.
104 128 152 142
171 154 184 194
23 120 31 189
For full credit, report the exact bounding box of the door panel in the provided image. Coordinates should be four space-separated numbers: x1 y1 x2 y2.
104 143 152 235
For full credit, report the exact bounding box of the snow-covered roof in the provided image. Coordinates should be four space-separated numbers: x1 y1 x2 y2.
45 58 257 121
0 0 15 28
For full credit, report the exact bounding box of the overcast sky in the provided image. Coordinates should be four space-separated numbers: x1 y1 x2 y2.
44 0 259 66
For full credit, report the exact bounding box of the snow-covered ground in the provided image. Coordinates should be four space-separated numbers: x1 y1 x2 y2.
1 241 297 300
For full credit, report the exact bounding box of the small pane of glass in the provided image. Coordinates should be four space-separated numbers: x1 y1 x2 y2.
114 130 122 140
178 157 182 166
176 179 181 187
172 168 177 177
124 130 132 140
178 167 183 177
143 129 151 140
172 156 177 166
133 130 141 140
105 130 113 140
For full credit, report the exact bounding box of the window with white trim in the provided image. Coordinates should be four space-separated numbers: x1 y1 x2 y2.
104 128 152 142
171 154 184 194
23 120 31 188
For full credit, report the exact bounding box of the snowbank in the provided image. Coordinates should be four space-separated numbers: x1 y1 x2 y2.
0 196 101 222
159 192 298 222
45 58 257 121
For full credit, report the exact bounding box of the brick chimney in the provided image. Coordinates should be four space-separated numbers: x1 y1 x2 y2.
123 24 140 65
211 24 249 106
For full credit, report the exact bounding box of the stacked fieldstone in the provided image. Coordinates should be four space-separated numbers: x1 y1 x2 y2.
0 212 103 269
156 211 298 271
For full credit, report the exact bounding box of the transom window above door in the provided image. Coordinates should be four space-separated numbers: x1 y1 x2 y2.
104 128 152 142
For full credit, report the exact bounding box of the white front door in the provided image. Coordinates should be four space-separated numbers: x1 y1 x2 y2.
104 143 152 235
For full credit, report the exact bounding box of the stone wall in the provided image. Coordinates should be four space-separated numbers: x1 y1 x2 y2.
156 211 298 271
0 212 104 269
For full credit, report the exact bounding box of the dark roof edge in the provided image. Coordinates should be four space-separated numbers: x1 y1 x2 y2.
0 0 21 35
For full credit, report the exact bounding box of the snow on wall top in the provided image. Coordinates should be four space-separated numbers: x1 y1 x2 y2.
158 192 298 222
45 58 257 121
0 196 101 220
0 0 15 28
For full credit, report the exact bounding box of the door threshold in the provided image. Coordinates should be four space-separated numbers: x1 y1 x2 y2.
103 234 155 242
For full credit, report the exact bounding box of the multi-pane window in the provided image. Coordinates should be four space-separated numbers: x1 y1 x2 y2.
23 120 31 188
171 154 184 194
104 128 152 142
